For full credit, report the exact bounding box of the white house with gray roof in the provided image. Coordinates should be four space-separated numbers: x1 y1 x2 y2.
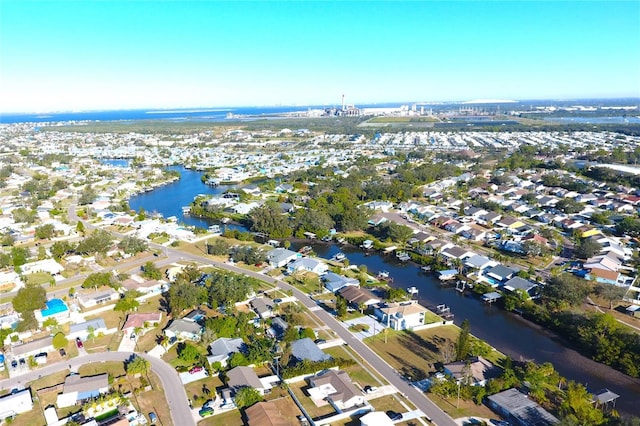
266 248 300 267
208 337 246 367
0 388 32 421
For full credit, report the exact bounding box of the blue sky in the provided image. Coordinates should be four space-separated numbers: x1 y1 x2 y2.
1 1 639 112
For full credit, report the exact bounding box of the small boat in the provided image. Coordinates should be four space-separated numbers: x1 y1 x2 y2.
378 270 389 279
181 206 191 215
298 245 313 254
220 217 230 224
420 265 431 272
334 252 346 261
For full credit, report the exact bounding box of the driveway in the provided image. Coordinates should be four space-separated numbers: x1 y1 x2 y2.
342 315 386 340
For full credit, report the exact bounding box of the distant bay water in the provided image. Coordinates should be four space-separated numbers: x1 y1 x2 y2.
0 104 404 124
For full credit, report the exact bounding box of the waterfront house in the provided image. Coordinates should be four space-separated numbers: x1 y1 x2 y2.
464 254 495 271
502 277 538 298
338 286 380 308
308 370 365 411
487 388 559 426
485 265 516 283
208 337 246 367
266 248 300 268
323 272 359 293
374 300 429 331
287 258 328 275
443 356 499 386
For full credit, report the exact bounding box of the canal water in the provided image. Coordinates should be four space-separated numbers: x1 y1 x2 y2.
128 165 248 232
295 243 640 416
128 165 640 416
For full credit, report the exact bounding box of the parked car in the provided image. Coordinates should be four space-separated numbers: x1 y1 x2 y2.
314 339 326 345
189 366 204 374
363 385 378 394
10 360 17 368
148 412 158 424
273 298 282 304
199 407 214 417
386 411 403 421
59 348 66 357
76 337 83 349
19 358 25 366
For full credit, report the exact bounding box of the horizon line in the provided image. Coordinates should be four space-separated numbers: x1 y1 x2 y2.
1 96 640 115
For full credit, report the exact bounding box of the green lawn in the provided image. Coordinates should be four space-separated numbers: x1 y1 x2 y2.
25 271 54 285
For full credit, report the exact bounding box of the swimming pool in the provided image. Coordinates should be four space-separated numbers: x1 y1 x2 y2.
40 299 68 317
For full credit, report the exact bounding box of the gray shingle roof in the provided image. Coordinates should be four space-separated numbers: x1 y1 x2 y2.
290 338 331 362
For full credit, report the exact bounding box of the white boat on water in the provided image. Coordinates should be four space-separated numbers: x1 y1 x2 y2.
377 270 390 279
334 252 346 261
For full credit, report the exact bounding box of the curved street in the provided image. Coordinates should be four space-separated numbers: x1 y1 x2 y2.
2 203 456 425
0 351 194 426
157 246 457 426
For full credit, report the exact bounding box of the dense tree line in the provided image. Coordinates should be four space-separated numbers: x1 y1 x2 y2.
504 274 640 378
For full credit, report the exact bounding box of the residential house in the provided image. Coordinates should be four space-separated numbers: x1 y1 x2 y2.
57 374 109 408
68 318 108 342
232 202 261 215
11 336 54 359
120 275 164 294
477 211 502 226
443 356 500 386
502 277 538 298
461 225 488 241
364 200 393 212
266 248 301 268
584 253 622 272
77 288 120 309
227 366 275 396
20 258 64 276
0 388 33 421
360 412 394 426
290 338 331 363
207 337 246 367
485 265 516 284
267 317 289 339
122 312 162 338
275 183 294 193
584 268 623 286
164 318 202 342
367 214 388 227
35 298 69 326
338 286 381 308
308 370 365 411
440 246 473 262
487 388 559 426
374 301 429 331
287 258 328 276
464 255 495 272
183 309 206 323
251 297 275 319
245 401 292 426
323 272 359 293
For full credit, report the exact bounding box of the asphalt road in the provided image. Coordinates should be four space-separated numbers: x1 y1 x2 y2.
160 248 457 426
0 351 194 426
23 202 456 425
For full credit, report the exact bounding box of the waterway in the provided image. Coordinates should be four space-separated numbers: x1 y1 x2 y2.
128 165 248 232
128 167 640 416
292 242 640 416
